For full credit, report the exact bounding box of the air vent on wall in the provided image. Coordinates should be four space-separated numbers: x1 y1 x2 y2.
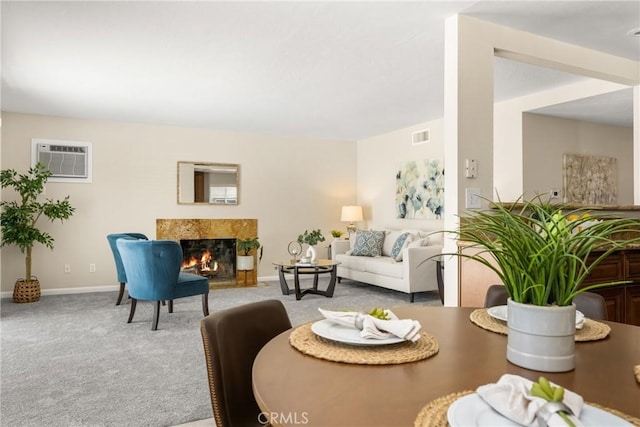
412 129 430 145
31 139 92 183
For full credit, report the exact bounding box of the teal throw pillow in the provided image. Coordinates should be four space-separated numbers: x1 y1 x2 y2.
351 230 385 257
391 232 410 261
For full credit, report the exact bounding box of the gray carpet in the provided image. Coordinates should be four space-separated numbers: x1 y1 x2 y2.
0 279 441 427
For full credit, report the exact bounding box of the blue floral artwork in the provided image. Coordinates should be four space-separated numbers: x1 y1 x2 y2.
396 159 444 219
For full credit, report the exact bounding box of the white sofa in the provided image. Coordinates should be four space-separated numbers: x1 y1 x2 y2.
331 230 443 302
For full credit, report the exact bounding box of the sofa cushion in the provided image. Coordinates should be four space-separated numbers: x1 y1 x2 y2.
364 257 404 279
352 230 385 257
391 232 411 261
335 254 366 272
408 237 431 248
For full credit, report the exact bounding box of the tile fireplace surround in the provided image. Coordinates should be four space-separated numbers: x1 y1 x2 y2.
156 218 258 287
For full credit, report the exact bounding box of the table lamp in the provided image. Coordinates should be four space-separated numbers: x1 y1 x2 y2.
341 205 363 234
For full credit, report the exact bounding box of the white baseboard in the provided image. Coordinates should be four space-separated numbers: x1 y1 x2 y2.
1 276 278 300
1 285 119 300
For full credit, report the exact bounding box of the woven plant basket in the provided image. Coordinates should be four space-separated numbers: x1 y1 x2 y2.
13 278 41 303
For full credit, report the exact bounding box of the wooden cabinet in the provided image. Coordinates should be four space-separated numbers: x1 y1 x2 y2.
459 247 640 325
581 250 640 325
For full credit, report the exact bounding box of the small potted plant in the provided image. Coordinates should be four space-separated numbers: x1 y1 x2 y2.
237 237 261 271
1 163 75 303
330 230 344 239
297 229 325 263
440 195 640 371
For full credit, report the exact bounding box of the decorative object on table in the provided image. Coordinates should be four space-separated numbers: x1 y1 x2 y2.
395 159 444 219
476 374 583 426
330 229 344 239
340 205 363 234
0 163 75 303
287 240 302 263
635 365 640 384
415 390 640 427
563 153 617 206
439 195 640 372
469 308 611 342
236 237 261 271
289 322 438 365
297 229 325 263
317 307 422 342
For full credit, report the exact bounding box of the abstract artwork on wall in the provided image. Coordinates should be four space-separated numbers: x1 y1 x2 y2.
562 153 617 206
396 159 444 219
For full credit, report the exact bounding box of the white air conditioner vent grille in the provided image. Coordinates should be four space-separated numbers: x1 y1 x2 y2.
31 139 92 183
37 144 88 178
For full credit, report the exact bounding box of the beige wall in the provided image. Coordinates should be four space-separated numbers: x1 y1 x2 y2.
523 113 634 204
356 119 444 233
0 112 357 294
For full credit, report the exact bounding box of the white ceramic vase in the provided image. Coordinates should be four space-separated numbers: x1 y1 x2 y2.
306 245 317 263
237 255 254 271
506 299 576 372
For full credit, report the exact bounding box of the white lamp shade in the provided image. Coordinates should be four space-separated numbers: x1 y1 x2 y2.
341 205 363 222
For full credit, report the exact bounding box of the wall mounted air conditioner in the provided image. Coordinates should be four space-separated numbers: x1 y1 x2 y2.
31 139 92 183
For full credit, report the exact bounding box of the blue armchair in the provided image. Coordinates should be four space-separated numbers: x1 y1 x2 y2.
107 233 148 305
116 239 210 330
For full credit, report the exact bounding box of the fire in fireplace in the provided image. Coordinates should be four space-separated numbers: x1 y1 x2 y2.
180 238 236 282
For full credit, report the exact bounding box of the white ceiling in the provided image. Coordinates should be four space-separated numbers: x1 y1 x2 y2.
2 1 638 141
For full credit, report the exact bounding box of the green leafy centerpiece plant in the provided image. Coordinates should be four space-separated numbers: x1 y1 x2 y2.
450 195 640 372
1 163 75 303
297 229 325 263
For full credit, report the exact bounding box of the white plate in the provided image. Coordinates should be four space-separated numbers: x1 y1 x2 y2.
487 305 585 328
447 393 632 427
310 319 404 346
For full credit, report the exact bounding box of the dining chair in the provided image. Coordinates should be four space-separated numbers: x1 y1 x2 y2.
483 284 608 320
106 233 148 305
116 239 210 330
200 299 292 427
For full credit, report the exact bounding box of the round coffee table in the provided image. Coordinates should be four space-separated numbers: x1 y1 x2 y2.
272 259 340 300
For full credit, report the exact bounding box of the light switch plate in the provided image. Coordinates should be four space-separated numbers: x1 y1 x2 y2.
465 188 481 209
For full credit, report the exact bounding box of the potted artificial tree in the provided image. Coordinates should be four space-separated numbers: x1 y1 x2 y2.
443 195 640 372
297 229 326 264
1 163 75 303
236 237 262 272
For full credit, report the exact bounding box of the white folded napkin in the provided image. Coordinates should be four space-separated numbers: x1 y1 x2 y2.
476 374 583 427
317 308 422 342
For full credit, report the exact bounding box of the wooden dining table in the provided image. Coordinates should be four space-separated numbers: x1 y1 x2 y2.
252 306 640 426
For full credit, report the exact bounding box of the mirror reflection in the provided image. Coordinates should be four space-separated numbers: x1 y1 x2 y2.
178 162 239 205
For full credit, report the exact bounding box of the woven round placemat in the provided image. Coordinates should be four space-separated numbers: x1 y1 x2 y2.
414 391 640 427
414 390 473 427
469 308 611 342
289 322 439 365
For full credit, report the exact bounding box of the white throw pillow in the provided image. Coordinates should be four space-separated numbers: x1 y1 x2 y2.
391 232 412 261
382 230 405 257
407 237 430 248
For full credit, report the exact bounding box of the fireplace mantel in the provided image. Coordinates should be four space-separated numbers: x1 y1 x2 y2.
156 218 258 286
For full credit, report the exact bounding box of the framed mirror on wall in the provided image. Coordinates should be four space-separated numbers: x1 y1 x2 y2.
177 161 239 205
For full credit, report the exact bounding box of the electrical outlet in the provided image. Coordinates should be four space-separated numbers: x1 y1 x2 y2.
89 263 96 273
550 189 560 199
465 188 482 209
64 264 71 273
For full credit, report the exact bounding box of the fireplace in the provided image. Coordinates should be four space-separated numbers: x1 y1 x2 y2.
156 218 258 287
180 238 236 282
